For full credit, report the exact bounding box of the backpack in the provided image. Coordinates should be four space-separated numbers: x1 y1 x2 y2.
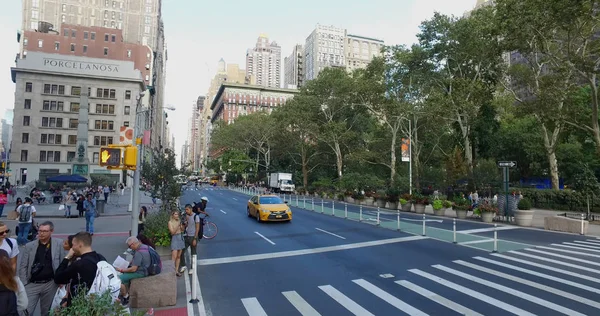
138 245 162 276
0 284 18 316
5 238 13 252
18 205 32 223
87 260 121 302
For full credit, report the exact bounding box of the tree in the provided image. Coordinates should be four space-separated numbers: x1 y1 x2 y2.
141 148 181 210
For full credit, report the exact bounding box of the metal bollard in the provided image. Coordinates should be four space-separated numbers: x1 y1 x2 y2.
344 203 348 219
453 218 457 244
189 254 199 303
581 214 585 235
422 214 426 236
296 194 299 207
303 196 306 209
493 224 498 253
397 213 401 231
360 205 363 222
332 201 335 216
377 211 380 226
312 198 315 211
321 200 324 213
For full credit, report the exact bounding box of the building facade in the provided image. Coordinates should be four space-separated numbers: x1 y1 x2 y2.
304 24 346 82
10 51 146 184
245 34 281 88
344 34 383 72
284 44 303 89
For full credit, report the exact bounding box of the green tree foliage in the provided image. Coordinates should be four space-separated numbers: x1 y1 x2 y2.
141 148 182 210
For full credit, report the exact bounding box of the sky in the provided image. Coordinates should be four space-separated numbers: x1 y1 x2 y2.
0 0 477 163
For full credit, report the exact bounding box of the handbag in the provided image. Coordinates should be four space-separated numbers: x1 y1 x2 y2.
58 204 65 211
0 194 7 204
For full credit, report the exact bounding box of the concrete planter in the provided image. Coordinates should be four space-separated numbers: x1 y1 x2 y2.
433 208 445 216
375 198 386 208
386 202 398 210
515 209 534 227
155 245 172 259
361 197 374 206
344 196 355 204
454 208 468 219
414 204 426 214
481 211 495 223
401 202 412 212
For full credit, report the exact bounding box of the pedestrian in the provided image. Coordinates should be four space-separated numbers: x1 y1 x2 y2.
53 232 107 308
138 206 148 234
168 210 184 277
0 221 18 272
18 221 67 316
116 237 151 306
0 249 28 315
16 197 36 246
0 185 7 218
76 195 85 218
83 193 97 236
179 204 200 275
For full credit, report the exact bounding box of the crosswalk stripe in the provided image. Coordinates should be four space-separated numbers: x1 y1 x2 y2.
585 239 600 243
536 245 600 258
481 255 600 294
318 285 375 316
563 242 600 250
396 280 483 316
433 264 585 316
241 298 268 316
455 260 600 310
352 279 428 316
574 240 600 246
409 269 535 316
524 248 600 268
491 253 600 284
551 243 600 253
282 291 322 316
510 250 600 274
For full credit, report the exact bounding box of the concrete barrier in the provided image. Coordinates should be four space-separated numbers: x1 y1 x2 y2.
129 260 177 308
544 216 588 235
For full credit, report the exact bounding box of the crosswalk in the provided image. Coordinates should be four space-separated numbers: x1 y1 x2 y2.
239 238 600 315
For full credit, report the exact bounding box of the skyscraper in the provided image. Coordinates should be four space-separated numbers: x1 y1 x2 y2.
284 44 303 89
245 34 281 88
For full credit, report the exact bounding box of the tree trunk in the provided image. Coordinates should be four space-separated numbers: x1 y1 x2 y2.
541 123 561 190
591 84 600 155
301 147 309 189
334 141 343 179
390 128 398 185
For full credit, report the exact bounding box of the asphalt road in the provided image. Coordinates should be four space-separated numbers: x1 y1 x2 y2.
185 186 600 316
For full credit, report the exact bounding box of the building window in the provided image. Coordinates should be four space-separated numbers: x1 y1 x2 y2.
91 32 96 40
111 21 115 28
104 48 108 55
104 34 109 41
21 150 28 162
146 6 151 13
71 86 81 96
112 1 116 8
70 102 80 112
63 29 69 36
23 116 30 126
103 20 108 27
68 135 77 145
144 25 150 34
95 104 115 114
126 50 131 58
25 82 32 92
32 0 39 7
70 43 75 52
67 151 76 162
32 10 39 19
43 84 65 95
22 133 29 143
94 120 114 130
42 101 64 111
71 30 76 37
145 16 151 24
119 12 123 20
111 11 115 19
83 45 88 53
55 42 60 50
62 15 66 23
62 4 66 12
84 31 88 39
94 136 113 146
38 40 43 48
96 88 116 99
24 99 31 109
41 117 63 128
111 35 116 42
39 151 61 162
125 90 131 99
23 38 28 47
93 152 99 163
123 121 129 127
124 106 130 115
40 134 62 144
104 10 108 18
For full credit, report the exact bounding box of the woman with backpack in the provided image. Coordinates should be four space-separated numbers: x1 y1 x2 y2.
0 249 28 315
138 206 148 234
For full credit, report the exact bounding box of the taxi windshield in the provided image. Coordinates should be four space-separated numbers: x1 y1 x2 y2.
259 196 284 204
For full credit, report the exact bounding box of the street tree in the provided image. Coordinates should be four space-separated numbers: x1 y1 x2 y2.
141 148 182 210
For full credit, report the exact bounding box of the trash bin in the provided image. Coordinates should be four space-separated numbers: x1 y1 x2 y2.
97 199 106 214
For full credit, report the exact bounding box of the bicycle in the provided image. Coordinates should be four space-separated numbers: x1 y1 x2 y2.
179 209 218 239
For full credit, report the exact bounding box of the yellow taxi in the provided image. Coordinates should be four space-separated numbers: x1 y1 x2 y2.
247 194 292 222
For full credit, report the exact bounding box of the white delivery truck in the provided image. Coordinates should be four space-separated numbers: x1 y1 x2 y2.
268 172 295 193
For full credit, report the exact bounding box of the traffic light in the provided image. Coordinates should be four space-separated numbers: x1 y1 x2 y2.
99 147 122 167
124 146 138 169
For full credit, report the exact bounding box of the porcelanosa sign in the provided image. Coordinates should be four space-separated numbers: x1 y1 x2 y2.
43 58 120 73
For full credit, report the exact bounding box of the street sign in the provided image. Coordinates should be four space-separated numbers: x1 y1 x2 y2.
497 161 517 168
72 164 89 175
99 147 121 167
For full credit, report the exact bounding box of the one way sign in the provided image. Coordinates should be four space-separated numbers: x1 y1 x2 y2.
497 161 517 168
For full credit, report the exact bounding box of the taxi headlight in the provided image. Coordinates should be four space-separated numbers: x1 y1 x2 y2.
261 209 270 213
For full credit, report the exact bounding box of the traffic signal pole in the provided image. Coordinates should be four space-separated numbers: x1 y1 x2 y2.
130 104 143 238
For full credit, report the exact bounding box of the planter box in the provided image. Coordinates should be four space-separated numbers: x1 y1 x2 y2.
375 199 386 208
414 204 426 213
344 196 355 204
361 197 374 206
515 209 534 227
454 208 468 219
481 211 495 223
433 208 445 216
386 202 398 210
401 203 412 212
155 245 172 260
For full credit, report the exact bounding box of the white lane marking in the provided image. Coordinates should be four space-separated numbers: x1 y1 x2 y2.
254 232 276 245
233 198 238 201
282 291 322 316
434 264 583 316
353 279 428 316
198 236 427 266
585 239 600 243
457 226 519 234
552 243 600 253
379 274 394 278
536 245 600 258
219 210 227 214
319 285 375 316
401 218 443 223
574 240 600 246
456 259 600 310
396 280 483 316
562 241 600 250
459 239 493 245
241 298 268 316
523 248 600 268
410 269 534 316
511 250 600 273
315 228 346 239
484 255 600 294
183 257 195 316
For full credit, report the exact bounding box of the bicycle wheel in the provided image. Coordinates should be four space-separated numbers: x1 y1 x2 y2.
203 221 218 239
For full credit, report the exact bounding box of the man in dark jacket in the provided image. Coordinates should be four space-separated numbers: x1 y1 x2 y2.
53 232 106 307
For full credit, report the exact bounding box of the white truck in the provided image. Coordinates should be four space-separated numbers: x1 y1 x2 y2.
268 172 295 193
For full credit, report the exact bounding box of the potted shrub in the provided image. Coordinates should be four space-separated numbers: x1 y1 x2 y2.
412 192 429 214
362 191 375 206
386 187 400 210
432 199 445 216
352 191 365 203
400 193 412 212
51 287 144 316
143 210 172 257
452 197 470 219
442 200 452 213
374 190 387 208
515 198 534 226
478 201 498 223
344 191 355 203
